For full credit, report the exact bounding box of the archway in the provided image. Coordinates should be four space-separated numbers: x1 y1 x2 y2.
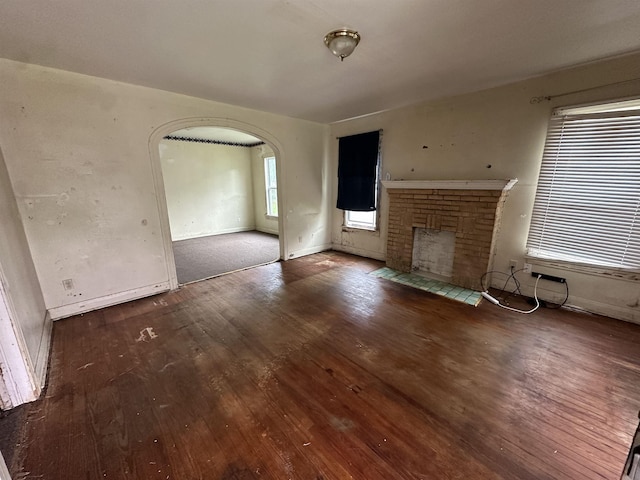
149 118 286 289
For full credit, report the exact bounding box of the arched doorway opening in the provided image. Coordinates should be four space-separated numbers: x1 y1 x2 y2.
149 118 286 289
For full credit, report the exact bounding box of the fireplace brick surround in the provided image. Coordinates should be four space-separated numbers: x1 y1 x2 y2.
382 180 516 291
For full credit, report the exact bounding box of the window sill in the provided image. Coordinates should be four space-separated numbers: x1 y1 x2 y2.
525 255 640 283
265 215 278 221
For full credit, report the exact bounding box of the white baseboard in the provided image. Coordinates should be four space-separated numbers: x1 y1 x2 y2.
331 244 386 261
255 227 279 236
564 295 640 325
286 243 332 259
49 282 170 320
171 226 255 242
504 281 640 325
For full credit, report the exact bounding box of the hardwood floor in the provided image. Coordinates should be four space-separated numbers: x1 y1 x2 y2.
3 251 640 479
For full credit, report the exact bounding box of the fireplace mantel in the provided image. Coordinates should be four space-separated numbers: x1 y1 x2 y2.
383 178 518 290
382 179 517 191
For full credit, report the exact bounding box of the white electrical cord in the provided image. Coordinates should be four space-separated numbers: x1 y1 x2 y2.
482 274 542 314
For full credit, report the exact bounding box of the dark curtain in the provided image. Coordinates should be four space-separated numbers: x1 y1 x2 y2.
336 130 380 211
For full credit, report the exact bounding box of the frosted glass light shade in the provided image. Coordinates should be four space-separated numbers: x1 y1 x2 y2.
324 29 360 61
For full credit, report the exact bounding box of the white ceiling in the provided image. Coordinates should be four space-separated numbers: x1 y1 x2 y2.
1 0 640 123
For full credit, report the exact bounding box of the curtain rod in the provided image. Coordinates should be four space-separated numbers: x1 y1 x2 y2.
163 135 265 148
336 129 383 140
530 76 640 104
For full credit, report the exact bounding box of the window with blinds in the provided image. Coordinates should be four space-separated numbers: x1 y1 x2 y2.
526 98 640 270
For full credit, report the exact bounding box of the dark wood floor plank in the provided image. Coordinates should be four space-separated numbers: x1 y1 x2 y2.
2 251 640 479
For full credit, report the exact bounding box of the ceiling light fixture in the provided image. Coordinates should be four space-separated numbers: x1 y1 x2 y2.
324 28 360 61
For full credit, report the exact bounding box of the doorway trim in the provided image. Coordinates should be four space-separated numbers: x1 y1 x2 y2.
0 450 12 480
149 117 287 289
0 265 39 409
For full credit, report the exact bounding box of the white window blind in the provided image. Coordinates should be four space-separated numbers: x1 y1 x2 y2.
526 99 640 270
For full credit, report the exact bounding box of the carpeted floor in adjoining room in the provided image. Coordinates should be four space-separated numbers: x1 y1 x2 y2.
173 230 280 284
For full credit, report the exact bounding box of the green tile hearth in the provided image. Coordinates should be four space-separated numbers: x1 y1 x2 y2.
370 267 482 306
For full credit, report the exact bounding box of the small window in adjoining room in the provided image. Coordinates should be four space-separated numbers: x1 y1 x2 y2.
526 97 640 270
337 130 381 231
264 156 278 217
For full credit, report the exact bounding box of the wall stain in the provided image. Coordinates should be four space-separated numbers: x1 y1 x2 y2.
56 192 69 206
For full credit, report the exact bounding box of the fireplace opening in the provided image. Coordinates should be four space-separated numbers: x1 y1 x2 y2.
383 180 517 290
411 228 456 282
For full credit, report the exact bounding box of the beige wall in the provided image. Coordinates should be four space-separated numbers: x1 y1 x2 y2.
0 59 330 319
160 140 255 240
251 144 279 235
331 52 640 323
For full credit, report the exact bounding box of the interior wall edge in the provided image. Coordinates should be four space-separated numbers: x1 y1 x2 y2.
49 281 170 321
0 276 38 406
287 243 332 260
331 244 386 262
0 141 47 408
34 311 52 389
0 451 11 480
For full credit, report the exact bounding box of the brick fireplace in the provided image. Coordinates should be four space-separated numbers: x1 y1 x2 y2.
382 179 517 291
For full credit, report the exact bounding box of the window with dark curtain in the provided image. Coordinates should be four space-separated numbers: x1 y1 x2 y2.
336 130 380 211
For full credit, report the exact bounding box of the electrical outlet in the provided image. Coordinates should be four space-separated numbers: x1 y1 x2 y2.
509 259 518 270
523 263 532 273
531 271 566 283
